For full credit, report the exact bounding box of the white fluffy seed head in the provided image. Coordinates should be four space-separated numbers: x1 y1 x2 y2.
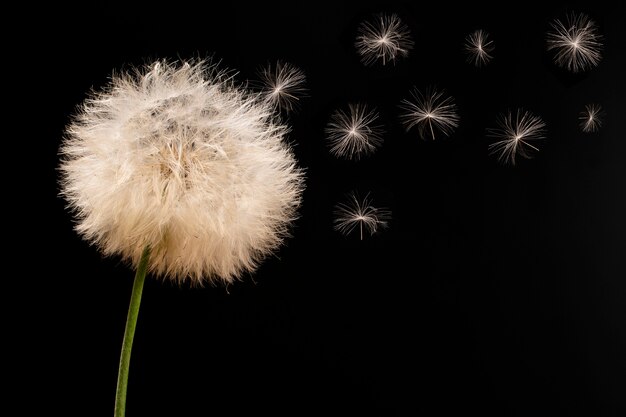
60 60 305 285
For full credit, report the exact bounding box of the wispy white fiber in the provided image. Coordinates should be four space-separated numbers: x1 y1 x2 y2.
399 87 460 140
334 193 390 240
464 29 494 67
259 61 307 112
546 13 603 73
60 60 305 285
355 13 414 66
487 109 546 165
325 104 384 160
579 104 603 133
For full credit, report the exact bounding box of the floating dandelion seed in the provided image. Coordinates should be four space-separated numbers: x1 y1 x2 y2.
355 13 414 66
546 13 603 73
259 61 307 112
464 29 494 67
579 104 603 133
60 60 305 284
487 109 547 165
334 193 390 240
325 104 384 160
399 87 460 140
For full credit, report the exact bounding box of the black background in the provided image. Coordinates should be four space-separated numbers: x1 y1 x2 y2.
33 1 625 416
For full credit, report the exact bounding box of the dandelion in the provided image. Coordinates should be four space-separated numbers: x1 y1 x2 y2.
325 104 384 160
399 87 460 140
59 59 304 417
487 109 546 165
355 13 414 65
334 193 390 240
579 104 603 133
546 13 603 73
258 61 307 112
464 29 494 67
61 60 304 283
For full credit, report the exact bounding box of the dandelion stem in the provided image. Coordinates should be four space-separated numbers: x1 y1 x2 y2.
114 245 151 417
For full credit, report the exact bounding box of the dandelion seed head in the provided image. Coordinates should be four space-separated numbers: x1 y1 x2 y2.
399 87 460 140
546 13 603 73
487 109 546 165
326 104 384 160
355 13 414 66
60 60 305 285
333 193 390 240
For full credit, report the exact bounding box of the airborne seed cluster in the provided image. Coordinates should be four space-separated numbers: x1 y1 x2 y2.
323 11 605 239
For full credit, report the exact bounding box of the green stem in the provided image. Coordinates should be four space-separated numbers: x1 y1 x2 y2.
114 245 151 417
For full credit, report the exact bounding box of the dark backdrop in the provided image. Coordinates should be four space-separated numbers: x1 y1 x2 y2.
34 1 625 416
